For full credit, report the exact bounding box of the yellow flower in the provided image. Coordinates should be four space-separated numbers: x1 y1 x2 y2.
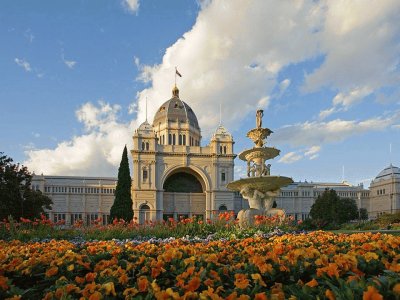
363 286 383 300
102 282 116 296
251 273 266 287
67 264 75 271
123 287 139 298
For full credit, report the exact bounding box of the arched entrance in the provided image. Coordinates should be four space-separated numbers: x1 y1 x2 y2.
139 204 150 224
162 168 207 220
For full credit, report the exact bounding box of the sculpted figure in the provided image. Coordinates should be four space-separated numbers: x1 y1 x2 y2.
262 163 271 176
256 109 264 128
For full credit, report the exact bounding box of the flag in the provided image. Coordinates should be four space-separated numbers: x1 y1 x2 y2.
176 68 182 77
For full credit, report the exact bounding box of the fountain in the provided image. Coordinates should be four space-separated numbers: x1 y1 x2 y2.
227 110 293 227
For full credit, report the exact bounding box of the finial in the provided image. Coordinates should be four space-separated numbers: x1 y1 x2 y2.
172 85 179 98
219 103 222 126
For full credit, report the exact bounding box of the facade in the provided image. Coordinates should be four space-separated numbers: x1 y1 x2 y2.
368 164 400 218
130 86 236 223
31 175 116 225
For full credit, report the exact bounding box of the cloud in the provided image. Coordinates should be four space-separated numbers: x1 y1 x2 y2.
304 146 321 160
135 0 400 137
279 152 302 164
319 86 373 119
24 101 136 176
62 54 77 69
272 111 400 148
15 58 32 72
122 0 140 14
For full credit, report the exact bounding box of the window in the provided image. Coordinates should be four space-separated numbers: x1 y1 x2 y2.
168 134 172 145
143 169 148 181
183 135 186 145
102 214 110 225
219 146 222 154
219 205 227 211
142 142 145 150
146 142 149 150
71 213 82 225
53 213 66 223
173 134 176 145
224 146 227 154
221 172 226 182
86 214 98 226
179 134 182 145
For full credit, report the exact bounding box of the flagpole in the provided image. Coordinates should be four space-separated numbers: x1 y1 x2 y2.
175 66 177 86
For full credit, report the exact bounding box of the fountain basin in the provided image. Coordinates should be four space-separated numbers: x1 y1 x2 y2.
227 176 293 193
238 147 280 162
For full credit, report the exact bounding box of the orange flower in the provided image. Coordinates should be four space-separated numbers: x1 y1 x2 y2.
85 272 97 282
45 266 58 277
393 283 400 295
123 287 139 297
186 277 201 292
363 286 383 300
254 292 268 300
138 276 149 292
325 289 336 300
89 291 102 300
0 276 9 290
251 273 266 287
102 282 116 296
75 276 85 285
234 273 249 289
305 278 319 288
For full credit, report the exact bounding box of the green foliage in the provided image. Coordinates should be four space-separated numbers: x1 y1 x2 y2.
0 152 52 220
310 189 358 227
359 208 368 220
110 146 133 222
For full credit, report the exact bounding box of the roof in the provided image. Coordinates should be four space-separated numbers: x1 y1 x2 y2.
152 86 200 129
373 164 400 182
137 120 154 135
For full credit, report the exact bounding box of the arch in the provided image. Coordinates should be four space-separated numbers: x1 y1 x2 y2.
139 204 150 224
164 172 203 192
219 204 227 211
160 165 211 192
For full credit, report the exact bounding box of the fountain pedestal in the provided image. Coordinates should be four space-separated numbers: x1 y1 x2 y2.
227 110 293 228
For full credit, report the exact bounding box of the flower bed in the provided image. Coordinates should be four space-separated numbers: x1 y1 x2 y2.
1 232 399 299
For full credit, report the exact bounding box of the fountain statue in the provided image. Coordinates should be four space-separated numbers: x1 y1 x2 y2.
227 110 293 227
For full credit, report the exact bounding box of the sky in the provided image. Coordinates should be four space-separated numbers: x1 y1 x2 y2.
1 0 400 187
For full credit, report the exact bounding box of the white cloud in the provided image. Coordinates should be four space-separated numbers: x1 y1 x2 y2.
272 111 400 148
304 146 321 160
15 58 32 72
61 54 77 69
122 0 140 14
135 0 400 137
279 152 302 164
24 101 136 176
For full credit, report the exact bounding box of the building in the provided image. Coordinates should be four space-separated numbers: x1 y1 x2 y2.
30 86 397 224
31 175 116 225
368 164 400 218
130 86 236 223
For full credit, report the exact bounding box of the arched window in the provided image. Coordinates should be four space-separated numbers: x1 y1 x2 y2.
143 168 148 181
168 134 172 145
141 142 145 150
224 146 227 154
179 134 182 145
146 142 149 150
139 204 150 224
219 146 222 154
219 205 227 211
183 135 186 145
173 134 176 145
162 135 165 144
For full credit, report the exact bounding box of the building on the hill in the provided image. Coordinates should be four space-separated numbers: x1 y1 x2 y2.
368 164 400 218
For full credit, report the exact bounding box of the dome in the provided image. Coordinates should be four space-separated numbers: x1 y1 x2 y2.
373 164 400 182
212 124 232 138
137 120 153 135
152 86 200 130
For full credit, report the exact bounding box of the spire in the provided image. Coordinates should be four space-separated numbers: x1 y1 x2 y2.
219 103 222 126
145 97 148 122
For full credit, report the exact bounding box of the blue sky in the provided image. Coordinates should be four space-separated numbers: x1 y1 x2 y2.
1 0 400 187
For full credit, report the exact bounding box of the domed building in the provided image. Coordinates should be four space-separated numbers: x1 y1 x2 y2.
131 86 238 223
369 164 400 218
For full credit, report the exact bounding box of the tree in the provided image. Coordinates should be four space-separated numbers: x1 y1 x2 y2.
359 208 368 220
310 189 358 226
110 146 133 222
0 152 52 220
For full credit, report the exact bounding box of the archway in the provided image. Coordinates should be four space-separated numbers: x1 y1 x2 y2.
139 204 150 224
162 167 207 220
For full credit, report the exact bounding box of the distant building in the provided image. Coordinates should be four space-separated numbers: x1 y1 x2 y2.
368 164 400 218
